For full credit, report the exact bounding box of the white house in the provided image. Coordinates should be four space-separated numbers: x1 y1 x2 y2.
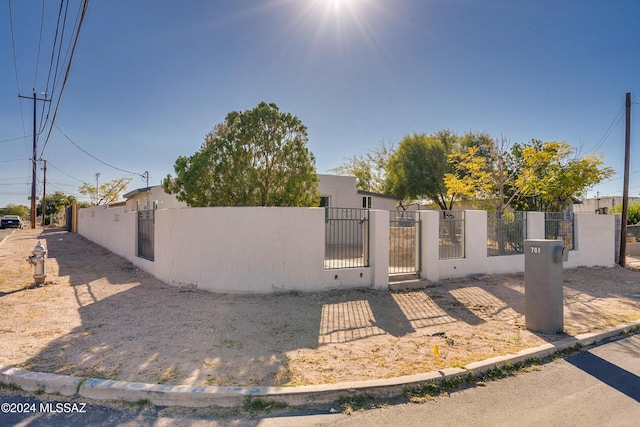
122 174 402 211
316 174 400 210
122 186 187 211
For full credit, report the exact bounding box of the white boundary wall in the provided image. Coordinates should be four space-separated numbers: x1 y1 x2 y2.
78 206 389 293
78 206 615 293
418 210 615 282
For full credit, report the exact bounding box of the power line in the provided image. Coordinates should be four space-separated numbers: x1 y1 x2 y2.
33 0 46 89
39 0 69 135
50 120 146 178
39 0 90 157
0 135 34 143
0 176 28 181
0 158 29 164
46 160 85 183
7 0 30 157
586 104 625 154
7 0 21 94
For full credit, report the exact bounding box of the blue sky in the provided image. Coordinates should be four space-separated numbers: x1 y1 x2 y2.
2 0 639 207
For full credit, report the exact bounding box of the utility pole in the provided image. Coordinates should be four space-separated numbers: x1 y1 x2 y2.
619 92 631 267
41 160 47 227
18 91 50 229
95 172 100 205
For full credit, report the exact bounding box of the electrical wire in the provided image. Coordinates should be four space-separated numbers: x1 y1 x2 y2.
6 0 21 95
39 0 68 135
46 160 85 183
39 0 90 158
7 0 30 157
586 104 625 154
50 120 146 178
33 0 46 89
0 158 29 164
0 135 34 143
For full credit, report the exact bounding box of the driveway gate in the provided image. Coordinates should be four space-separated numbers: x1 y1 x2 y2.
389 210 420 275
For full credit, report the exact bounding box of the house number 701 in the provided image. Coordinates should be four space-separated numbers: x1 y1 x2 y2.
530 246 541 254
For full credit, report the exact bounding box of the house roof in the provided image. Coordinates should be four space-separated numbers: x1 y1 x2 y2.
122 186 153 199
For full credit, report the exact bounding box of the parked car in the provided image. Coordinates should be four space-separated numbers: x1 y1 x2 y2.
0 215 23 229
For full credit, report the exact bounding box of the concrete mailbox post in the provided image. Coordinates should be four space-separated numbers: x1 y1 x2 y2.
524 239 568 334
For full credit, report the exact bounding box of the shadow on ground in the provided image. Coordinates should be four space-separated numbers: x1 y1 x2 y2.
6 228 640 388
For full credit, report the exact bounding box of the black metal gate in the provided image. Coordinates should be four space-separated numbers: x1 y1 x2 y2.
389 210 420 274
138 210 154 261
324 207 369 269
545 212 574 250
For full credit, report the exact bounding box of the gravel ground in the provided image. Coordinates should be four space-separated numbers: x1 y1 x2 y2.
1 227 640 387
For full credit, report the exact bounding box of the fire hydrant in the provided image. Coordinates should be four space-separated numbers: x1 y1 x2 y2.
27 241 47 285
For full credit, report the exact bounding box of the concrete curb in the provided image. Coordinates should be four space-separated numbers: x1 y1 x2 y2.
1 321 639 408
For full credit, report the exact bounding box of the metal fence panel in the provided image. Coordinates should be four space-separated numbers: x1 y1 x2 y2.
544 212 574 250
439 210 464 260
487 211 527 256
138 210 155 261
626 224 640 241
324 208 369 269
389 210 420 274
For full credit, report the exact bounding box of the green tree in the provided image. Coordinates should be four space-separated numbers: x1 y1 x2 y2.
79 176 132 206
0 204 29 218
385 130 480 210
446 139 614 212
516 141 613 211
37 191 78 223
612 201 640 225
445 136 522 211
163 102 319 207
329 141 394 193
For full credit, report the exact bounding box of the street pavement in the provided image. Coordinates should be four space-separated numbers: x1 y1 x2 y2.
259 334 640 426
1 334 639 426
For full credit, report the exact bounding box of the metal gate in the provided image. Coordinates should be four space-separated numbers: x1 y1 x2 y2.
389 210 420 274
138 210 154 261
324 207 369 269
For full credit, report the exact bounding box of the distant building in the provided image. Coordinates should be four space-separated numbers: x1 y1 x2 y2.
316 174 401 211
572 196 640 214
122 174 403 211
122 186 187 211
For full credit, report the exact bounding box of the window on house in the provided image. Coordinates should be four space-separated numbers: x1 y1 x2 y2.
319 196 330 207
362 196 372 209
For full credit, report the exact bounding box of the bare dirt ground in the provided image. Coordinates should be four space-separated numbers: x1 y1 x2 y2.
1 227 640 388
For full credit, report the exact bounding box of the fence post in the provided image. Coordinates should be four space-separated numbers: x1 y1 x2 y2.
368 210 389 289
527 212 545 239
465 210 488 274
418 210 440 282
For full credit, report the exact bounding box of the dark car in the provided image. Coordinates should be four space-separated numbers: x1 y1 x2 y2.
0 215 23 229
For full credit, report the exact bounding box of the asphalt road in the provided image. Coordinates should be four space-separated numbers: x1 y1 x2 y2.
263 334 640 427
0 228 16 243
1 335 639 426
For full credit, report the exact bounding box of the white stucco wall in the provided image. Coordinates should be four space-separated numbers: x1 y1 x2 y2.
78 206 387 293
565 213 615 268
78 205 616 293
317 174 360 208
77 205 136 260
418 210 615 282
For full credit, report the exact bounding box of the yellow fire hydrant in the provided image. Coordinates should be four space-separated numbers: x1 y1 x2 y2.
27 241 47 285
